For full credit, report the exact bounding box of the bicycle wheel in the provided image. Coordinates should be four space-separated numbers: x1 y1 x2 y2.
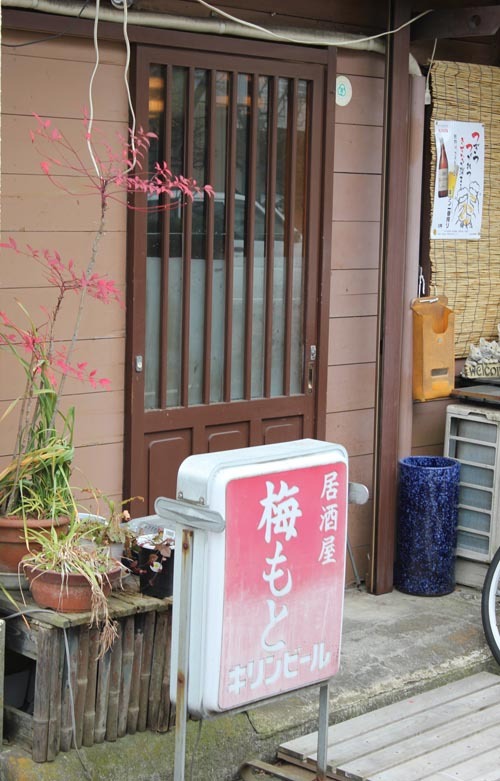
481 546 500 665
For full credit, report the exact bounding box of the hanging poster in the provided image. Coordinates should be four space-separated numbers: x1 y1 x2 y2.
430 120 485 240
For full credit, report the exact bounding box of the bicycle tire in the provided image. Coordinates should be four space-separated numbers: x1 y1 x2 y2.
481 546 500 665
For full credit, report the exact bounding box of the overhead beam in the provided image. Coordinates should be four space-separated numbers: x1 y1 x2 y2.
411 5 500 40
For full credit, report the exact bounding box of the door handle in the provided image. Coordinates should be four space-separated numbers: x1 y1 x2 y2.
307 361 315 394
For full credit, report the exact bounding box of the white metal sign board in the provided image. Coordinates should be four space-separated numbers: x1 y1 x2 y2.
169 439 348 717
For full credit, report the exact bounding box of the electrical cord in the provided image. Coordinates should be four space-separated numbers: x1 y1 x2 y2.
86 0 137 178
193 0 434 48
121 0 138 173
86 0 102 179
425 38 438 105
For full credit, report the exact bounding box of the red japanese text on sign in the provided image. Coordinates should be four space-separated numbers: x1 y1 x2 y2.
218 462 347 710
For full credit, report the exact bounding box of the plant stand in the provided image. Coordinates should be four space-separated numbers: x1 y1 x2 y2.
0 585 173 762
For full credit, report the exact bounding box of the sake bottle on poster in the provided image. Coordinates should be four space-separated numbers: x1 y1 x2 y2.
438 138 449 198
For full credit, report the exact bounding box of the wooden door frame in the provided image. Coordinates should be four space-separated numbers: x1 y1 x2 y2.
371 0 412 594
123 33 336 507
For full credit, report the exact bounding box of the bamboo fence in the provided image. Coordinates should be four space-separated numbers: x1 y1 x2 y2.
430 60 500 357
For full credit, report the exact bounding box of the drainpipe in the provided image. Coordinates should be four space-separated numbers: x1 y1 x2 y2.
2 0 423 75
398 74 426 458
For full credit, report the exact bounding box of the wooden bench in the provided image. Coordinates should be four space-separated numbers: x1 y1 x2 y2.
1 583 173 762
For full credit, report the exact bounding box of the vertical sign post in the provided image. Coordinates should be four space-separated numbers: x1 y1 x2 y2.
156 439 358 780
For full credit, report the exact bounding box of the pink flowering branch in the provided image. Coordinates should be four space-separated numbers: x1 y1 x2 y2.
28 114 212 413
0 114 213 515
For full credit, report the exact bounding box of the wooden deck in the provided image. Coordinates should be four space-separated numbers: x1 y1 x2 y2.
278 672 500 781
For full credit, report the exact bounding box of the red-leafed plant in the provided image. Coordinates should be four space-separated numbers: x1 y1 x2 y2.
0 115 213 522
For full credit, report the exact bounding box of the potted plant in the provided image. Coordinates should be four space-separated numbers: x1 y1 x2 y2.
0 114 212 579
21 520 124 656
82 493 143 562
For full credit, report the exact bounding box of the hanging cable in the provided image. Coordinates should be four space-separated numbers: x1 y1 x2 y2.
86 0 102 179
122 0 138 173
193 0 434 48
425 38 438 105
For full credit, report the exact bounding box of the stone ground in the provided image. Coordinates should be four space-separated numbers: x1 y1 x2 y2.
0 585 497 781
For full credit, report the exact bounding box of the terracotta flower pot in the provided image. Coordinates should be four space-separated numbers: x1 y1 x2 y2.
23 564 122 613
0 516 69 574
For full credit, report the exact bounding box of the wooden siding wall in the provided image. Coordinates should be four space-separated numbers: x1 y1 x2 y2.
326 50 385 584
0 30 128 506
411 400 450 456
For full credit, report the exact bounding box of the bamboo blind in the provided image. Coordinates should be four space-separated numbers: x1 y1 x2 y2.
430 61 500 357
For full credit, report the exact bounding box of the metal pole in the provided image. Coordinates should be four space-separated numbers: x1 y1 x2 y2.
174 528 194 781
316 681 330 780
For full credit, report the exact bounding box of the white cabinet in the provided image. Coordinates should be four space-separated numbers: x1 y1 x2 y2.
444 403 500 588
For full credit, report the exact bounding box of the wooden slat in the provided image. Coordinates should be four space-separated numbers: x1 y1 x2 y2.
137 611 156 731
283 78 298 397
94 649 112 743
105 623 123 741
330 221 381 272
337 50 385 78
59 628 79 753
0 286 124 343
334 125 383 175
332 174 382 222
117 616 135 738
2 30 126 65
180 68 195 408
336 689 500 778
0 229 126 288
2 173 125 234
158 605 173 732
147 611 169 731
82 627 100 747
263 76 278 398
372 724 500 781
326 364 377 413
72 626 90 749
280 673 498 762
0 390 124 457
46 632 64 760
244 73 258 401
2 51 127 120
279 674 500 781
223 70 238 403
334 75 385 126
203 69 216 405
329 270 379 319
328 316 378 365
339 704 500 779
127 613 145 734
325 409 375 457
160 63 173 410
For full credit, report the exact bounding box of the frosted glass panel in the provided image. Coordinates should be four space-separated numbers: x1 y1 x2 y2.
145 63 164 410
